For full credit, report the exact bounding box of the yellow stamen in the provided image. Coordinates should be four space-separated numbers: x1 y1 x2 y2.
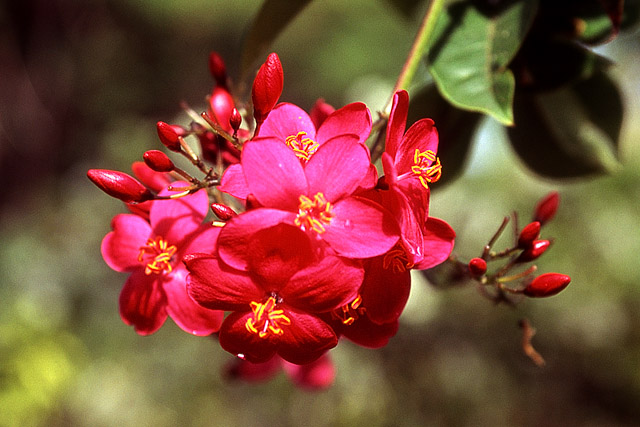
333 294 366 325
285 131 319 162
294 192 335 234
383 247 414 273
245 296 291 338
138 236 177 275
411 149 442 189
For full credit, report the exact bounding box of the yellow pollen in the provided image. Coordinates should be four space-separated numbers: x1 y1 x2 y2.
294 192 335 234
333 295 366 325
411 149 442 189
285 131 319 161
245 296 291 338
138 236 177 275
383 247 414 273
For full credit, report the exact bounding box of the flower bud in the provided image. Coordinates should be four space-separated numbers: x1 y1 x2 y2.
524 273 571 297
131 161 171 192
143 150 175 172
468 257 487 278
517 239 550 262
518 221 541 248
230 108 242 134
156 121 182 152
251 52 283 125
533 191 559 225
208 87 235 131
208 51 228 88
210 203 237 220
87 169 153 203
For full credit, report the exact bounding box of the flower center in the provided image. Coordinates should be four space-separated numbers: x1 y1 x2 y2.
285 131 318 162
383 246 414 273
333 294 366 325
245 295 291 338
294 192 334 234
411 149 442 189
138 236 177 275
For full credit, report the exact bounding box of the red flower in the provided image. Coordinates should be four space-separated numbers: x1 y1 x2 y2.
373 90 451 265
186 223 364 364
218 136 400 265
101 182 223 335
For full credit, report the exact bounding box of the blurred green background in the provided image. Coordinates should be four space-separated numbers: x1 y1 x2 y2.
1 1 640 425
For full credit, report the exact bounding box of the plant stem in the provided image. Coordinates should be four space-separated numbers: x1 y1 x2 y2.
385 0 446 114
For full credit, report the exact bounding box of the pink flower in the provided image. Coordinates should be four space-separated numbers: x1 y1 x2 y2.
101 182 223 335
186 223 364 364
225 353 335 390
217 136 400 265
254 101 372 160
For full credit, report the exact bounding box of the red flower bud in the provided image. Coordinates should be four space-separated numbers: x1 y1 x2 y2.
208 87 235 131
518 221 541 248
208 51 228 88
524 273 571 297
131 161 171 192
143 150 175 172
210 203 237 220
251 52 283 125
87 169 153 203
230 108 242 134
517 239 550 262
156 121 182 152
533 191 560 225
468 257 487 278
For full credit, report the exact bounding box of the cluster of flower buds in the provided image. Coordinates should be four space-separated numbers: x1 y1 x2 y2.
464 191 570 302
88 53 456 388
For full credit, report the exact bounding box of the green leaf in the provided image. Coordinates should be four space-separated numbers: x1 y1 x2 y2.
408 84 482 186
426 0 539 126
240 0 313 81
507 71 622 178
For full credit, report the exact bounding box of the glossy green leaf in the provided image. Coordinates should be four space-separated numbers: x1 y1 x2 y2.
507 71 622 178
240 0 313 81
426 0 539 126
408 84 482 186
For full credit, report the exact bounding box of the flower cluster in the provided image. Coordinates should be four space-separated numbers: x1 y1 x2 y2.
88 51 569 388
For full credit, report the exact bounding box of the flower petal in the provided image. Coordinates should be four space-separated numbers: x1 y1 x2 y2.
394 118 438 173
254 102 316 141
283 255 363 313
119 271 167 335
385 90 409 158
341 316 399 349
242 140 307 210
219 163 249 201
151 182 209 243
101 214 151 272
217 208 296 271
305 135 371 202
413 217 456 270
185 253 262 311
163 266 224 336
361 256 411 325
316 102 372 145
219 311 278 363
276 309 337 365
322 197 400 258
246 223 314 289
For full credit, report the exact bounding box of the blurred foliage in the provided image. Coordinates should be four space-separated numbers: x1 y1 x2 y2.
1 0 640 426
